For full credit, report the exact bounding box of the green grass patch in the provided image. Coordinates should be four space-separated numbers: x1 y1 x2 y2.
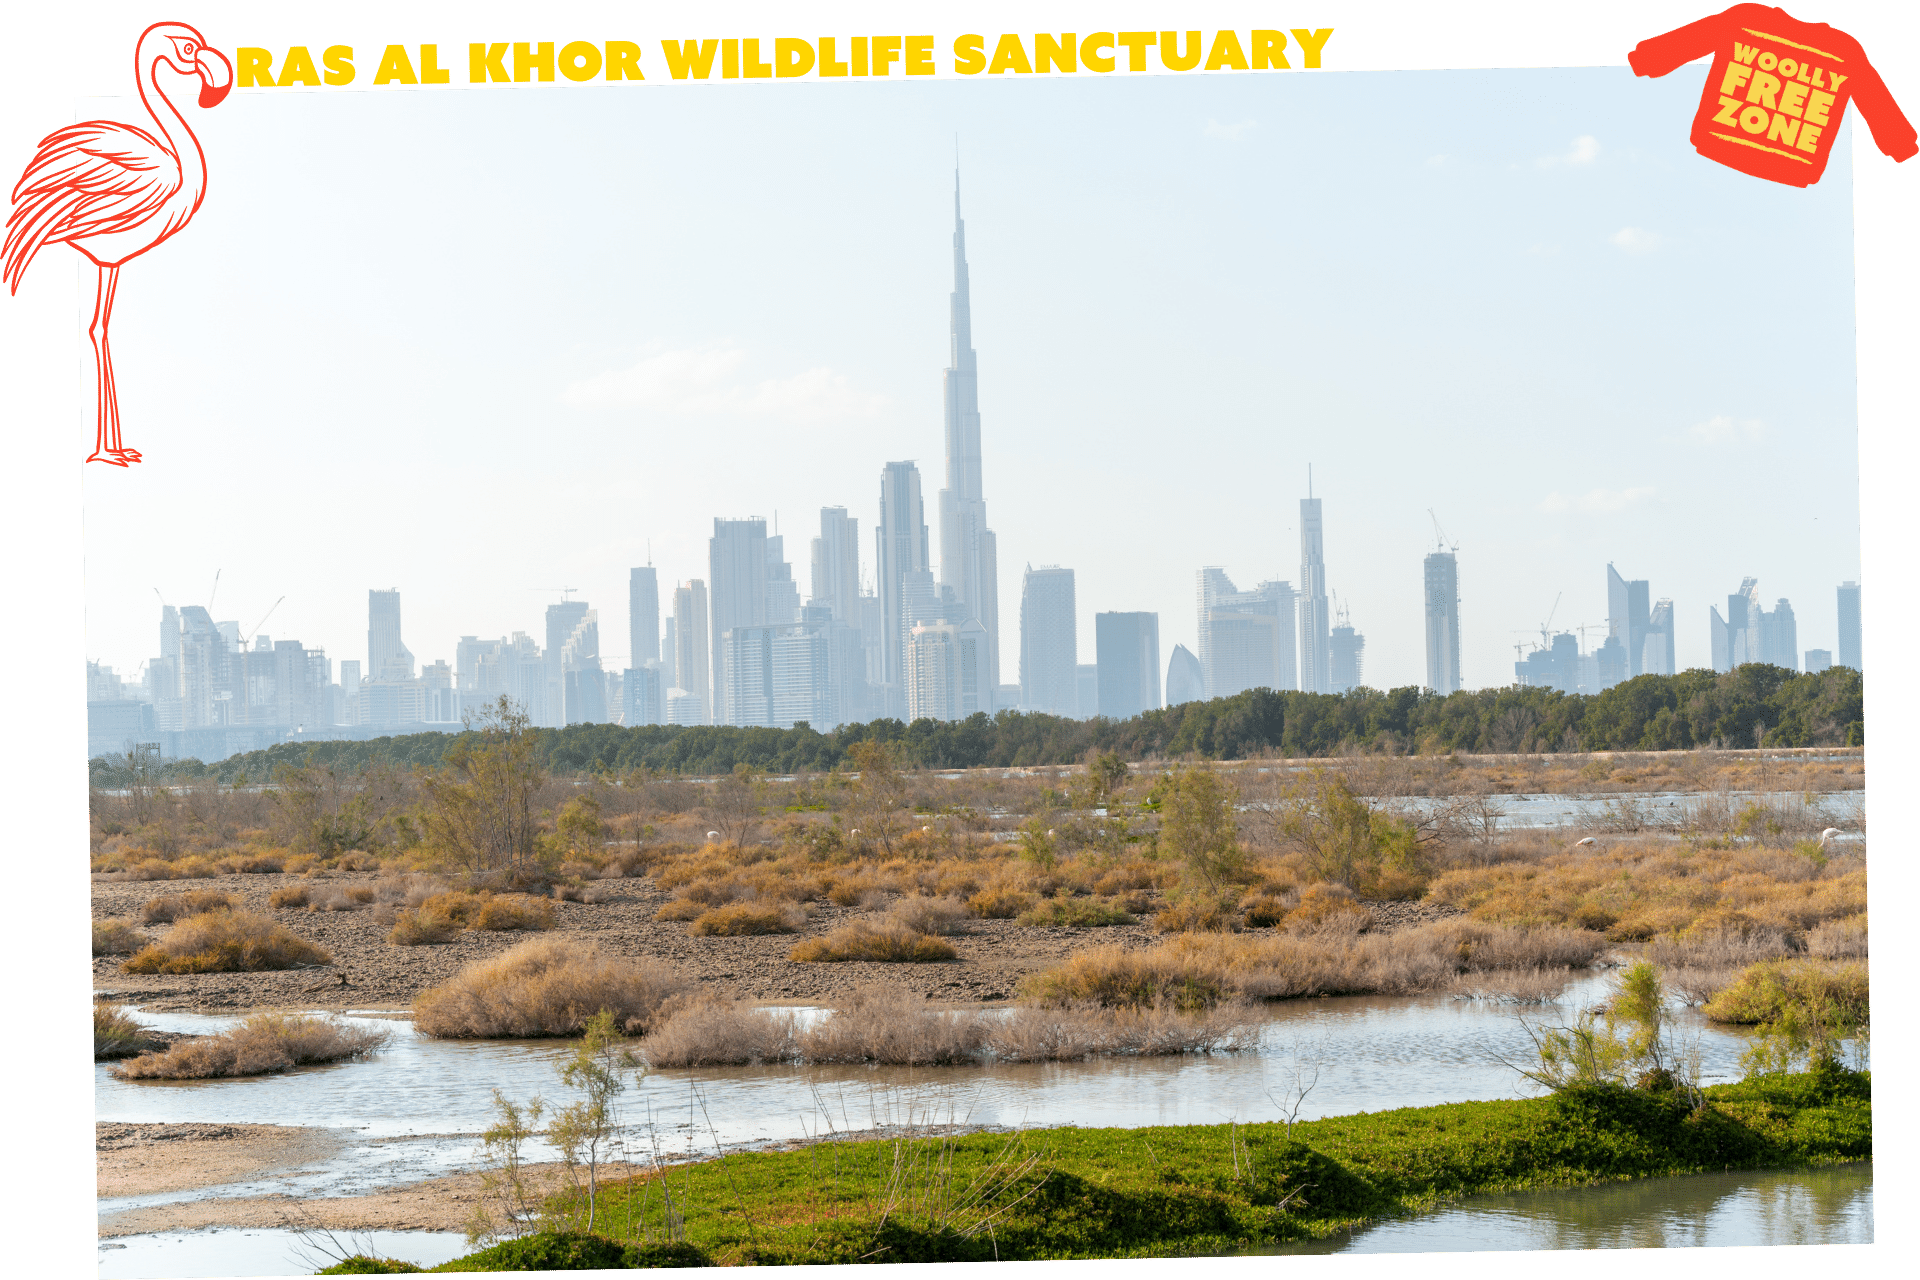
424 1066 1868 1267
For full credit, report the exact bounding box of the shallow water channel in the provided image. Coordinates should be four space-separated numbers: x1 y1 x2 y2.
95 972 1863 1273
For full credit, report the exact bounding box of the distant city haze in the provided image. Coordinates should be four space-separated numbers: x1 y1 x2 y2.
82 66 1858 703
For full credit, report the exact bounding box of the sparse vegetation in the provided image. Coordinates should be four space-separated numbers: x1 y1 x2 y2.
1015 896 1136 928
111 1012 388 1079
413 937 687 1038
686 901 800 936
788 920 958 963
94 1001 166 1059
91 918 149 956
140 890 237 923
121 910 331 973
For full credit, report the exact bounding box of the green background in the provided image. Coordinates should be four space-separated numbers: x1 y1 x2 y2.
11 2 1904 1280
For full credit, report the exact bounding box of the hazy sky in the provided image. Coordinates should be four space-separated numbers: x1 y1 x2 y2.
81 63 1859 694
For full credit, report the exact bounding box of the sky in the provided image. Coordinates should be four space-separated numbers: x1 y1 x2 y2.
79 62 1861 695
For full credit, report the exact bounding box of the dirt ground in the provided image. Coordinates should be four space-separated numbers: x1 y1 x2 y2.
92 871 1467 1015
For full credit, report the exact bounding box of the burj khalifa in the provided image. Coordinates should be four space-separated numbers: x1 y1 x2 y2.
937 173 1001 688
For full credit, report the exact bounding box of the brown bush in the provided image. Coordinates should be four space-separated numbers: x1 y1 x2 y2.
1281 884 1372 934
122 911 331 974
687 902 800 936
788 920 957 963
91 919 149 956
228 854 286 874
308 884 376 912
797 988 986 1064
94 1002 166 1059
141 890 237 924
654 898 707 922
639 994 799 1066
268 885 310 909
469 894 554 932
373 873 450 907
888 895 971 936
1153 899 1241 934
1020 946 1231 1011
388 908 460 946
413 937 687 1038
1807 914 1868 959
986 1001 1262 1061
967 886 1036 919
112 1013 389 1079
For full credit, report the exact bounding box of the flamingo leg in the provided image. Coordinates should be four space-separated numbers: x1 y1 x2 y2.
101 265 137 463
84 265 122 466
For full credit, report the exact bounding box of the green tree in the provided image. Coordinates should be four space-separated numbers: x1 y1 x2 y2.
549 1010 644 1234
1153 765 1245 904
419 696 545 873
847 739 912 855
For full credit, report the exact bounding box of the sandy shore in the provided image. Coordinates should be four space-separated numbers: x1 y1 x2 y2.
96 1123 347 1200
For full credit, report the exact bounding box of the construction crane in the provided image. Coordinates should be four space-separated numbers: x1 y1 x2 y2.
530 586 580 602
232 596 286 722
239 596 285 649
1536 593 1562 650
206 568 221 613
1427 509 1459 552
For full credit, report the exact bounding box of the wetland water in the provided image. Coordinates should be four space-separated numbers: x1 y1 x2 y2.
95 976 1867 1271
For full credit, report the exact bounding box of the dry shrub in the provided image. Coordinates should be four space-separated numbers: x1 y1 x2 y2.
1451 967 1574 1005
551 882 586 902
889 895 972 935
374 874 449 907
94 1002 165 1059
986 1000 1262 1061
141 890 237 924
1021 945 1230 1011
122 911 331 974
308 884 376 912
1703 958 1869 1026
967 885 1036 919
268 885 310 909
1807 914 1868 959
1024 919 1605 1008
1153 899 1241 934
688 901 801 936
412 936 687 1038
92 919 149 956
388 908 460 946
112 1013 388 1079
1091 860 1162 896
1240 889 1297 928
228 853 285 874
638 994 799 1066
1016 896 1137 928
1644 927 1793 969
788 920 957 963
797 988 986 1064
655 898 707 922
470 894 555 932
1281 884 1371 934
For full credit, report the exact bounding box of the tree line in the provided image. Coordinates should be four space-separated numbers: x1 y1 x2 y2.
92 664 1861 786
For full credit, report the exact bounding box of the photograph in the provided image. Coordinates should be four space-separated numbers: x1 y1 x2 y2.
6 3 1910 1276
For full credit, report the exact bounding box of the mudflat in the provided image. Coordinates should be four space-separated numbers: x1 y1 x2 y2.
92 871 1467 1015
95 1122 345 1199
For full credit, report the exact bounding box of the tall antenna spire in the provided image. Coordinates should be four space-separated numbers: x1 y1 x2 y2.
1308 464 1314 499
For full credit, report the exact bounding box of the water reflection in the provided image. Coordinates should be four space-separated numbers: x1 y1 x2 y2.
1262 1162 1871 1252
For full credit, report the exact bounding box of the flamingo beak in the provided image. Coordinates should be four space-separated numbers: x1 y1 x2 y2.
197 47 233 107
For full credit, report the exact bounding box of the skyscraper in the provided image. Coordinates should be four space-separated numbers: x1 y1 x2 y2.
1299 493 1332 694
936 173 1002 691
906 617 991 722
765 534 800 624
543 598 589 728
1330 606 1365 694
1606 564 1652 679
560 610 605 724
1165 644 1204 706
1837 581 1861 671
1643 599 1676 676
1019 565 1077 715
368 589 414 683
1712 579 1795 672
709 518 769 725
672 580 709 722
1095 611 1160 719
1424 550 1461 695
1197 568 1297 697
809 506 861 622
628 567 659 666
876 461 929 714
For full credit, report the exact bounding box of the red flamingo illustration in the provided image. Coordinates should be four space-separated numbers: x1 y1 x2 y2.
4 22 231 466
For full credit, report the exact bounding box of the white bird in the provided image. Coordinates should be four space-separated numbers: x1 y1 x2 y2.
1575 837 1597 847
706 830 719 840
1818 828 1844 848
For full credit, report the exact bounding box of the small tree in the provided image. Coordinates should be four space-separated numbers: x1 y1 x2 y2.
549 1009 644 1234
1278 770 1423 894
418 696 545 873
467 1090 547 1246
847 740 912 856
1153 765 1245 905
702 764 767 848
1510 962 1701 1105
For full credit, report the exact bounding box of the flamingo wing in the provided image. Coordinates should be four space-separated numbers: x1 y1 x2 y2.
4 120 181 292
